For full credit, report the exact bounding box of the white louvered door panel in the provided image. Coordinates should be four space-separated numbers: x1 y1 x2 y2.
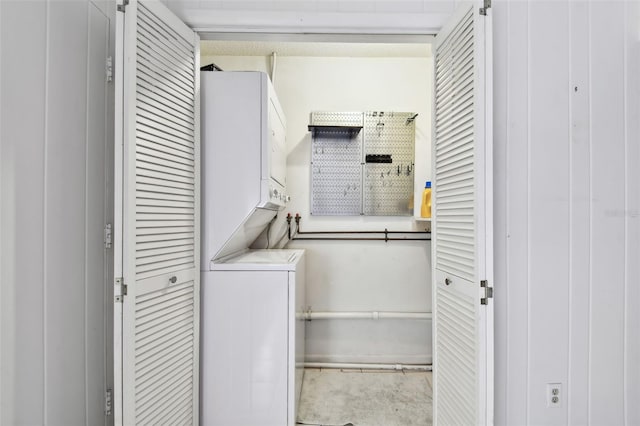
432 3 493 426
115 1 200 425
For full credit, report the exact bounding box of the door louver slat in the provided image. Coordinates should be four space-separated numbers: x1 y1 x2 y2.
137 103 195 135
136 54 194 97
136 79 195 117
436 285 477 424
136 17 195 63
133 280 194 423
135 38 194 83
435 6 476 283
137 89 195 125
137 9 194 55
136 73 194 113
137 132 195 156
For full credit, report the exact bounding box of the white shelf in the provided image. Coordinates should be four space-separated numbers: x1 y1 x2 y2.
414 217 431 222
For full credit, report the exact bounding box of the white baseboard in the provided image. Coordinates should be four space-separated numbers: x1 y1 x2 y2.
305 354 433 365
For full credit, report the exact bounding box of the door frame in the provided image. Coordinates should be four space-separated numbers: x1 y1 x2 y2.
113 2 125 424
112 2 493 424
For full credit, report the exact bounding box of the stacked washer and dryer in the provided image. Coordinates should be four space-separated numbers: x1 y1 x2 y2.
200 71 306 426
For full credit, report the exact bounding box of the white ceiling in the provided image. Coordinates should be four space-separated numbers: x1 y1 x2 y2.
200 40 432 58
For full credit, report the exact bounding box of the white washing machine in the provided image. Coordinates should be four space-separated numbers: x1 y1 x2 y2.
200 249 306 426
200 71 305 425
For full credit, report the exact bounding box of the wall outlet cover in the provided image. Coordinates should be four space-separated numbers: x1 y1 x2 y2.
546 383 562 407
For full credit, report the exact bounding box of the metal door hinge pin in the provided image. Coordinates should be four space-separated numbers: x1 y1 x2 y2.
105 388 113 416
104 223 112 249
480 279 493 305
480 0 491 15
115 277 127 303
106 57 113 83
117 0 129 12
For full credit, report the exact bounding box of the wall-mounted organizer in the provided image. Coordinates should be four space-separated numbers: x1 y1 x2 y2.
309 112 364 215
309 111 416 216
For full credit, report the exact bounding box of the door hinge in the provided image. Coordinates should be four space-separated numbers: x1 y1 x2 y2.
104 223 112 249
105 388 113 416
480 0 491 15
117 0 129 13
115 277 127 303
480 279 493 305
106 56 113 83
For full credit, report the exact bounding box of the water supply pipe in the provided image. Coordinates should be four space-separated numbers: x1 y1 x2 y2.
302 311 431 321
303 362 432 371
271 51 277 84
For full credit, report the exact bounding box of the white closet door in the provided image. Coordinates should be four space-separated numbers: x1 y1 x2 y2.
432 2 493 426
114 1 200 425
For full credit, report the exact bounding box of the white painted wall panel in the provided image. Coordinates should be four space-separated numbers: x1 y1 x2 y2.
85 4 111 424
491 2 508 425
493 1 640 425
0 2 47 424
528 2 571 425
624 4 640 425
500 2 530 425
0 3 2 423
567 2 591 424
293 242 431 364
45 2 90 423
588 3 627 425
0 1 114 425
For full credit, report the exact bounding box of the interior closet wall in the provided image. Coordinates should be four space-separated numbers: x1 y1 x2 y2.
0 1 114 424
201 53 433 364
492 1 640 425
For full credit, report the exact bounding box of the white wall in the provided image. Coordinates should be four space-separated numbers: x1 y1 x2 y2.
203 54 434 363
492 1 640 425
0 1 114 424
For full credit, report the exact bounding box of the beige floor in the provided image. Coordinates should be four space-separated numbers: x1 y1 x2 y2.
297 368 433 426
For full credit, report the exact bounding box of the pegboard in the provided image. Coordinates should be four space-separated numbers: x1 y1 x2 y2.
310 127 363 215
310 111 416 216
309 111 364 127
363 111 416 216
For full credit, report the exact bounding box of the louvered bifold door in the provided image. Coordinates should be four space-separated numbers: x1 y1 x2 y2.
115 1 200 425
432 3 493 426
